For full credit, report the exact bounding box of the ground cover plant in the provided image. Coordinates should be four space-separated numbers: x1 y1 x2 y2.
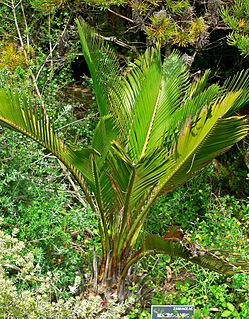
0 19 249 317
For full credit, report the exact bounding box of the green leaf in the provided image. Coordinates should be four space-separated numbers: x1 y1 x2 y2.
175 281 184 289
111 49 189 161
76 19 120 117
92 115 118 169
194 309 201 319
227 303 235 312
221 310 232 317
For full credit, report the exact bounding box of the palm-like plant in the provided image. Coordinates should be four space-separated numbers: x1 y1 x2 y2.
0 20 249 298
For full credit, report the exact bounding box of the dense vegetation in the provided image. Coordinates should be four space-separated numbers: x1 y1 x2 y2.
0 1 249 318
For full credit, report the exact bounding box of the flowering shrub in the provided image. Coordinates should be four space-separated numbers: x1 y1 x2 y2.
0 218 134 318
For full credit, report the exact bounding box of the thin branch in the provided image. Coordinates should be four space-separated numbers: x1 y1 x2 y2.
48 12 53 67
97 34 139 55
35 14 73 82
1 1 12 8
29 233 58 243
11 0 24 48
213 26 229 30
1 0 12 4
31 152 56 165
2 263 21 271
21 2 29 49
11 0 47 116
58 160 87 208
0 155 15 162
50 281 67 301
1 16 14 22
14 0 22 9
107 8 134 23
56 117 98 131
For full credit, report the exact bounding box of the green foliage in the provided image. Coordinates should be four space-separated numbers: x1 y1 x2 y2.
146 15 208 47
147 268 249 318
221 0 249 57
163 0 190 14
144 2 208 47
134 163 249 317
128 0 162 14
0 21 249 300
226 32 249 58
0 42 28 74
0 127 97 287
30 0 65 13
76 0 126 9
0 219 134 318
0 0 80 116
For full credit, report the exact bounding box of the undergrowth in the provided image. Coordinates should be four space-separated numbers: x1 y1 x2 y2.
1 124 249 318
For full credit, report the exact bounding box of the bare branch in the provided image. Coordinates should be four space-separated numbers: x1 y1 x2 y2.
97 34 140 56
107 8 134 23
11 0 47 116
35 14 73 82
56 118 96 131
58 160 88 208
1 1 12 8
14 0 22 9
21 2 29 49
48 12 53 67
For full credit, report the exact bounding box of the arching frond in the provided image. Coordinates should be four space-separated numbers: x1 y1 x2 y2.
158 93 249 193
124 92 248 248
92 115 118 170
0 85 96 210
76 19 120 117
143 234 249 275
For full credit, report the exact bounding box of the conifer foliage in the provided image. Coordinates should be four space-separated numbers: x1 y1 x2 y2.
221 0 249 57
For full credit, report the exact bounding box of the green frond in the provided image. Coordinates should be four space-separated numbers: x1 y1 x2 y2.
167 83 221 141
125 92 248 246
104 143 133 210
111 46 162 161
111 50 190 162
223 69 249 115
131 148 175 209
91 142 133 234
92 115 118 169
186 70 211 99
143 234 249 275
158 92 249 193
0 84 96 210
144 51 189 151
191 253 249 275
76 19 120 117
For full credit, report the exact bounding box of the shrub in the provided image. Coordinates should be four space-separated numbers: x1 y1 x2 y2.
0 217 134 318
